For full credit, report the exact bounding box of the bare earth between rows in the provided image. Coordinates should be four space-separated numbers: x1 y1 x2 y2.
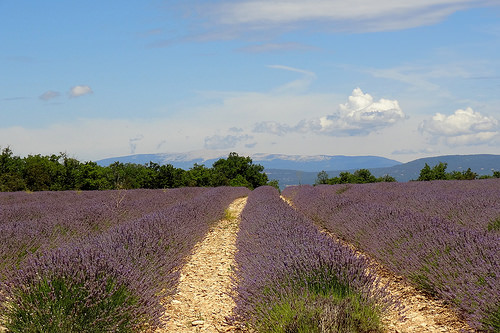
280 196 473 333
156 197 247 332
156 196 473 332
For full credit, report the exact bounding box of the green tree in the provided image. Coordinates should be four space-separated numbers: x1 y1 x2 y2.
417 163 433 181
379 174 396 182
432 162 448 180
76 161 110 190
57 153 82 190
148 163 186 188
184 163 214 187
103 162 148 189
315 170 330 185
317 169 396 185
23 154 57 191
353 169 377 183
417 162 481 181
0 147 26 191
418 162 448 181
211 152 268 189
267 179 280 191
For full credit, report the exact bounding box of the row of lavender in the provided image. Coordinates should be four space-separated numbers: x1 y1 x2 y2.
0 187 207 280
310 179 500 232
282 179 500 331
231 186 394 332
0 187 250 332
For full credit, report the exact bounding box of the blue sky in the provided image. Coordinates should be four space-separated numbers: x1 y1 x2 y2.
1 0 499 162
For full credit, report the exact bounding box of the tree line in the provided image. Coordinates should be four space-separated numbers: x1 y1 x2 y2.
0 147 273 192
315 162 500 185
417 162 500 181
315 169 396 185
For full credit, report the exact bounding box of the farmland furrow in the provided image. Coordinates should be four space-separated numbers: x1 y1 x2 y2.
281 196 473 333
157 197 248 333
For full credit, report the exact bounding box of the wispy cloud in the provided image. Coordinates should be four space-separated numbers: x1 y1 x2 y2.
204 134 253 150
1 96 29 101
392 147 437 155
253 121 292 136
129 134 144 154
39 90 60 101
203 0 495 33
268 65 317 93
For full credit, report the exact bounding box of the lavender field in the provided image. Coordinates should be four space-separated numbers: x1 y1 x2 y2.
231 186 394 332
0 187 250 332
282 179 500 331
0 180 498 332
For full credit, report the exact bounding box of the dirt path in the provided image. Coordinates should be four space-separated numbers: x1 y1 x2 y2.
323 228 472 332
281 196 474 333
155 194 473 332
157 197 247 333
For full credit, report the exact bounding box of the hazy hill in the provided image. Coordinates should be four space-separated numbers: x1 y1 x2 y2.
97 152 499 187
268 154 500 187
97 151 401 171
366 154 500 182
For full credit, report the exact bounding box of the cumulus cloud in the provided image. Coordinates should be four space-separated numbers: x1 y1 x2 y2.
318 88 405 135
420 107 499 146
69 85 93 98
39 90 60 101
251 88 405 136
204 134 253 149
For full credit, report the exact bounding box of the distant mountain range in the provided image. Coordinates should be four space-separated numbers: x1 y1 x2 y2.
97 151 500 187
97 151 401 172
266 154 500 187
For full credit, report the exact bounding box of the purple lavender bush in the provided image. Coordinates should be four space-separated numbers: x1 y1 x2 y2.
232 186 393 332
283 181 499 331
0 187 249 332
0 188 207 280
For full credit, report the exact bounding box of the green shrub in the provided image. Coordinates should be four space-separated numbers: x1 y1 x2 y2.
255 291 382 333
3 276 140 333
487 217 500 232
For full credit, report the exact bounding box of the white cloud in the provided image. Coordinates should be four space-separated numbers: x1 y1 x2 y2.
392 147 437 155
206 0 495 33
253 121 290 136
204 134 253 150
129 134 144 154
318 88 406 135
251 88 405 136
268 65 317 93
0 118 212 161
39 90 60 101
420 107 499 145
69 85 93 98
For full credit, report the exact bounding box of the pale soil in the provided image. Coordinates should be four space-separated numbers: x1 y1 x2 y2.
156 197 248 333
154 194 475 332
319 227 473 333
281 196 474 333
